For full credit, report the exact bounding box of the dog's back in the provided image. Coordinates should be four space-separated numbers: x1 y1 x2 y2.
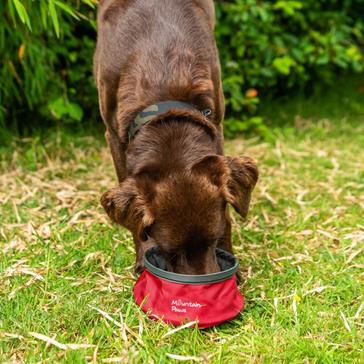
94 0 224 143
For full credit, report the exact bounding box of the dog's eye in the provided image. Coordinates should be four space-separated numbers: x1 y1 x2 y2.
141 227 151 241
202 108 212 117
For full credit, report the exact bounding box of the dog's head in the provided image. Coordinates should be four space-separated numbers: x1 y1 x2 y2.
101 155 258 274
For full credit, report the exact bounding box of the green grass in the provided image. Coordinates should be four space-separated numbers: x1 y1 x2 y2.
1 82 364 363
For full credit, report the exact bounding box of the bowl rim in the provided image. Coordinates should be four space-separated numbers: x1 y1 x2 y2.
144 247 239 284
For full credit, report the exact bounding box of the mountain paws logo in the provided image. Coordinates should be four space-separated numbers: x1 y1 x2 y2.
170 299 206 313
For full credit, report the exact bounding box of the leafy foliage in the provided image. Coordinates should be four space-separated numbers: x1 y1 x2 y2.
0 1 96 129
1 0 364 136
215 0 364 136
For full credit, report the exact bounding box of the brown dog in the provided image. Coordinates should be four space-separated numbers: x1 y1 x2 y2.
94 0 258 274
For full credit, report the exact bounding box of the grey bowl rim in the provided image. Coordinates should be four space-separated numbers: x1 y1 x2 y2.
144 247 239 284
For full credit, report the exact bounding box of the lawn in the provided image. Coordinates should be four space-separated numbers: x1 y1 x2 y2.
1 80 363 363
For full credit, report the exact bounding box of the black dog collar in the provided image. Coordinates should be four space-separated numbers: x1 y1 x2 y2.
128 101 212 141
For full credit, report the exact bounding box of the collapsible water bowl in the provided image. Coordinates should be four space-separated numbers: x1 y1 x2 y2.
133 247 244 328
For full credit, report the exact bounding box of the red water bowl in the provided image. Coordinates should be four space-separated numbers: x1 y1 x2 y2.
134 248 244 328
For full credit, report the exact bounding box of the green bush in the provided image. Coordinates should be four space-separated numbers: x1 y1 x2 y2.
216 0 364 136
0 1 96 131
1 1 364 137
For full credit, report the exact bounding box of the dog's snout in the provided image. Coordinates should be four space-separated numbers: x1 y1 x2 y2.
168 251 220 275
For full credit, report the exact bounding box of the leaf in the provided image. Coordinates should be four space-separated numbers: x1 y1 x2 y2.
40 0 48 28
48 97 67 119
54 1 79 20
274 1 303 16
48 0 60 37
316 54 329 65
13 0 32 30
7 0 16 24
67 102 83 122
48 97 83 122
18 43 26 61
82 0 96 8
273 56 295 75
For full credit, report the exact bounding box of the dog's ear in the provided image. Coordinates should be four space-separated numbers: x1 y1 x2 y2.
192 0 216 29
191 155 228 187
100 178 154 234
192 155 258 218
224 156 259 218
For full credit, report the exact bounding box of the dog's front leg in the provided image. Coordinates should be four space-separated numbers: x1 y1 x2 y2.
105 128 127 183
